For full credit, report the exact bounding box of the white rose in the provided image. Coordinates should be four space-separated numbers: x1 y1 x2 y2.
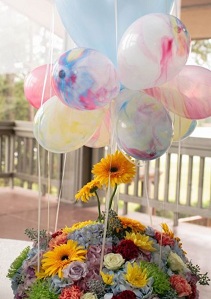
168 251 187 273
81 293 98 299
104 294 113 299
103 253 125 270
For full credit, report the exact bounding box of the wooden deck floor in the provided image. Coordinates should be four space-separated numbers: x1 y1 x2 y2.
0 187 211 298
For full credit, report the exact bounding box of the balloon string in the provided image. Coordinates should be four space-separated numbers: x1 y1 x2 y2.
114 0 118 59
175 118 182 227
143 162 153 227
37 143 42 272
40 2 55 106
36 2 55 271
100 0 119 272
54 153 67 232
47 152 51 234
100 177 111 272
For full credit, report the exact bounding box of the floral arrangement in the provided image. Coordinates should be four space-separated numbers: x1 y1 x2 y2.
7 151 209 299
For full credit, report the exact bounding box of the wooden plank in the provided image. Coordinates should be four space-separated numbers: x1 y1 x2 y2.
198 157 205 208
186 156 193 206
182 0 211 8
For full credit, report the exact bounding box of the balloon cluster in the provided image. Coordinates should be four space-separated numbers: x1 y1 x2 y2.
24 1 211 162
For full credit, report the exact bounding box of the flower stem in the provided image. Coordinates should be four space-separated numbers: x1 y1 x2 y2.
109 184 118 210
95 191 102 221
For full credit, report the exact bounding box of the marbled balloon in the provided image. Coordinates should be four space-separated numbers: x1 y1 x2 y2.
116 90 173 161
52 48 120 110
118 13 190 90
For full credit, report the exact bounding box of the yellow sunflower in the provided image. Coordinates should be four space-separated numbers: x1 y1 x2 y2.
41 240 87 278
92 151 136 187
75 179 101 202
125 231 156 252
118 216 146 233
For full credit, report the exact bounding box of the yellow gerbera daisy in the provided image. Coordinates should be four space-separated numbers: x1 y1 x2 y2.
41 240 87 278
75 179 101 202
124 262 148 288
100 271 114 285
125 231 156 252
63 221 95 234
92 151 136 187
118 216 146 233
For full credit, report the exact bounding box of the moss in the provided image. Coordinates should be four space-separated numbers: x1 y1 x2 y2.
140 260 171 295
27 280 59 299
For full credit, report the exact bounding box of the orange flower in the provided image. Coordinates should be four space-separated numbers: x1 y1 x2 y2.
118 216 146 233
48 233 67 250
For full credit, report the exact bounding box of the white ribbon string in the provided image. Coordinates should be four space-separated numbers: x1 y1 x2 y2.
37 2 55 270
55 153 67 232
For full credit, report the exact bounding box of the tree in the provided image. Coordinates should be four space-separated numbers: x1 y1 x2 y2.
0 73 35 121
190 39 211 68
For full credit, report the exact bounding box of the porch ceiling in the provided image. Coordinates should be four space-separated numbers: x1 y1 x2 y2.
2 0 211 41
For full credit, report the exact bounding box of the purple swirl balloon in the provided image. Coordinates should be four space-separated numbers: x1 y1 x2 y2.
52 48 120 110
116 90 173 161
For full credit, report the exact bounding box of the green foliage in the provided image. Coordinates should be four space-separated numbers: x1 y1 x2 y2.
7 246 30 278
191 39 211 66
187 261 210 285
25 228 49 249
25 228 47 241
140 260 171 295
0 74 34 121
160 289 178 299
27 280 59 299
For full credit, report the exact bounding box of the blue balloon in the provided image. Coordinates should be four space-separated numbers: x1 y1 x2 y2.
55 0 174 65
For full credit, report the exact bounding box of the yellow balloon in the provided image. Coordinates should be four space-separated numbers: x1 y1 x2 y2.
33 96 105 153
170 113 196 142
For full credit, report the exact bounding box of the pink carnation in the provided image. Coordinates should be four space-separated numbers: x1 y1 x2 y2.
48 233 67 249
170 274 192 297
59 285 82 299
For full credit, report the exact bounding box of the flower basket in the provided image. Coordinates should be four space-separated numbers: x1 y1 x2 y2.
7 151 209 299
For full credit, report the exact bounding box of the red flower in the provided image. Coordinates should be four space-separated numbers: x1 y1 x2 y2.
170 274 192 297
59 285 82 299
112 290 136 299
188 283 199 299
51 230 63 238
154 231 175 246
113 240 139 261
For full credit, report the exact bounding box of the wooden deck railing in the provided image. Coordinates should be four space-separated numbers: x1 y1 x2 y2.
118 136 211 225
0 121 211 225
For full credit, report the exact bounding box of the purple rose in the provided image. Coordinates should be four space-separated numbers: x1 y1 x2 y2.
63 261 88 281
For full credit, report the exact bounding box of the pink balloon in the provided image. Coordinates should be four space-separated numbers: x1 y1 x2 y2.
24 64 55 109
145 65 211 120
